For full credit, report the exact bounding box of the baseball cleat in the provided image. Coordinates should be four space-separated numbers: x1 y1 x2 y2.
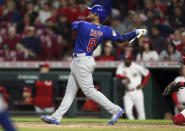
108 109 124 125
41 115 60 125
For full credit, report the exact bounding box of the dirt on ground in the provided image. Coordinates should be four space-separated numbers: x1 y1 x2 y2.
15 122 185 130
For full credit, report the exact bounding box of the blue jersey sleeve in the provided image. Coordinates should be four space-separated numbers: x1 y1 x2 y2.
72 21 82 31
106 27 137 42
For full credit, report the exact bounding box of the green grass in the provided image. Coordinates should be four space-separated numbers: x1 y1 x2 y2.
12 117 172 123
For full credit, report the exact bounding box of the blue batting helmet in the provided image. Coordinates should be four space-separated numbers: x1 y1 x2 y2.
88 5 107 23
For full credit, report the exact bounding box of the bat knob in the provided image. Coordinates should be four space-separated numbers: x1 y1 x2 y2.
128 42 132 47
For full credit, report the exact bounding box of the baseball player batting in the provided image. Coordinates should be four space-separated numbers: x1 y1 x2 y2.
163 49 185 125
41 5 147 125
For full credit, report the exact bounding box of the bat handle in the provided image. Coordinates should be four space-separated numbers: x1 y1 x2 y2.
128 38 137 47
128 31 144 46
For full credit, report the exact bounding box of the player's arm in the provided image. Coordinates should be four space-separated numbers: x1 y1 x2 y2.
72 21 82 31
172 92 179 105
172 92 184 112
116 65 126 79
162 82 185 96
179 82 185 87
107 28 146 43
116 74 126 79
137 65 150 89
116 66 130 84
141 72 150 86
115 31 137 42
140 66 150 86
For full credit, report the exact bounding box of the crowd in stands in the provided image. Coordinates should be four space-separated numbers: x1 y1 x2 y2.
0 0 185 61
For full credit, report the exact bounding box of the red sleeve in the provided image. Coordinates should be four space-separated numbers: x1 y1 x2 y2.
180 82 185 87
116 74 126 80
172 92 179 105
142 72 151 86
176 44 183 52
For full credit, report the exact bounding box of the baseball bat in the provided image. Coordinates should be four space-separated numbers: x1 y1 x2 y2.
128 31 144 47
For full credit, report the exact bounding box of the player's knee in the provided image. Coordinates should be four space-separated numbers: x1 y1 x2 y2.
173 113 185 125
81 87 95 97
81 88 91 96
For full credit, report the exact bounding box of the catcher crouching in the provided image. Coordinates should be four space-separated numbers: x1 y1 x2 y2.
163 49 185 125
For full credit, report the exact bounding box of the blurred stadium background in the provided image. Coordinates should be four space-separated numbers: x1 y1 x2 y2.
0 0 185 123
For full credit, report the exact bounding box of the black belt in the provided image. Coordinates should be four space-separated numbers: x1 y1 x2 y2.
73 53 92 57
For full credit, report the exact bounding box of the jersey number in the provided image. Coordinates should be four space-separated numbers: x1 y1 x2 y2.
87 38 98 52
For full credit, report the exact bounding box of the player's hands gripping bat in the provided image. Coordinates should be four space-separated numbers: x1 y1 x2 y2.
162 82 183 96
128 29 147 46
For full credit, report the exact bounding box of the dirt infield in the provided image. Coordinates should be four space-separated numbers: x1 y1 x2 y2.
15 122 185 130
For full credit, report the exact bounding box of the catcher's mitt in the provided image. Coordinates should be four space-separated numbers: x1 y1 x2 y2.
162 82 183 96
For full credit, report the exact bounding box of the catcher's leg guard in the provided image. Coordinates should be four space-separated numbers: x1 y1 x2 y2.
173 113 185 125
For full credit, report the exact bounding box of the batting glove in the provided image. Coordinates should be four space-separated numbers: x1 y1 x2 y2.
162 82 183 96
136 29 147 35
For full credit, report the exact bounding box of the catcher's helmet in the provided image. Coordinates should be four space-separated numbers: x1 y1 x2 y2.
88 5 107 23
